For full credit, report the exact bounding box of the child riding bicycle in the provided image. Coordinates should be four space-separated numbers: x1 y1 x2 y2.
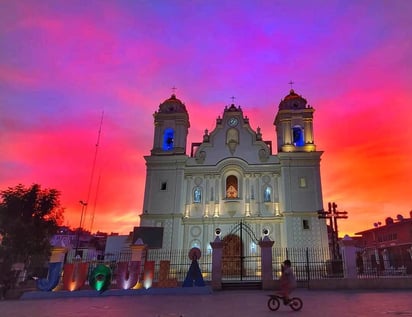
278 259 297 304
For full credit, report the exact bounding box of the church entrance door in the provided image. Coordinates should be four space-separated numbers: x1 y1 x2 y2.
222 234 242 276
221 220 261 282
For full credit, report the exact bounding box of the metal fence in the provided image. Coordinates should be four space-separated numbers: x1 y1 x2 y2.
146 248 212 282
26 248 210 288
64 249 134 287
272 247 343 282
65 249 132 263
13 246 412 290
356 249 412 278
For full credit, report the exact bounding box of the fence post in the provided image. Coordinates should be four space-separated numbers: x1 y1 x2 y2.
130 241 148 289
210 236 223 290
305 248 310 287
130 242 147 262
259 236 275 290
339 235 357 278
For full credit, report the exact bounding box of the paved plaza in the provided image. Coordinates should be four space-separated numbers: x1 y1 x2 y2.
1 288 412 317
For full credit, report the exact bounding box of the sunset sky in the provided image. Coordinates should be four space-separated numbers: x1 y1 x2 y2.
1 1 411 237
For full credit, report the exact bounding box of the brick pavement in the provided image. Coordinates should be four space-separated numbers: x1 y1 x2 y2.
1 288 411 317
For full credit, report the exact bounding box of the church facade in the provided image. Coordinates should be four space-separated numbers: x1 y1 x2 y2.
138 90 329 253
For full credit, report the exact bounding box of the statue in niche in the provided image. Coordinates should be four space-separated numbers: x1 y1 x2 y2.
193 187 201 203
226 175 238 198
264 187 271 202
226 185 237 198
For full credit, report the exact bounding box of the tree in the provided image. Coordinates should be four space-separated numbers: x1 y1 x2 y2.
0 184 64 278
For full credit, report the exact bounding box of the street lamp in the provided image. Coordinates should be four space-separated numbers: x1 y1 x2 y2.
75 200 87 256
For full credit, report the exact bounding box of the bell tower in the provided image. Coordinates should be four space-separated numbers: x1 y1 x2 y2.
151 94 190 155
141 93 190 249
274 89 324 214
274 89 316 153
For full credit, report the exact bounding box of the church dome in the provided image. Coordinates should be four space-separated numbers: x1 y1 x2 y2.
158 94 188 113
278 89 308 110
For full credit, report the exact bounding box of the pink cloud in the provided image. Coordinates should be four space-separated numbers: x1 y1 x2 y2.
0 65 38 88
1 1 411 237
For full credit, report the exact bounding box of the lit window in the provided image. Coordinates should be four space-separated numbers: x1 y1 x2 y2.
293 126 304 146
250 242 257 254
207 243 213 254
299 177 307 188
163 128 174 150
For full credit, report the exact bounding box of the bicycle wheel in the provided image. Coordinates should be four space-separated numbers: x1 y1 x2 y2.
289 297 303 311
267 296 280 311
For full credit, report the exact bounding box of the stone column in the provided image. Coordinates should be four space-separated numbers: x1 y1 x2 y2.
259 236 274 290
284 119 292 145
130 241 148 289
184 176 191 218
130 242 147 262
303 118 313 144
339 235 357 278
210 236 223 290
255 174 261 216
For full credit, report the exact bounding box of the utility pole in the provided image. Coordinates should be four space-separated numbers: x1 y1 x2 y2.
318 202 348 259
75 200 88 257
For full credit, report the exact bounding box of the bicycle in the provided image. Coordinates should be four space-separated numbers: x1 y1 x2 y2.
267 294 303 311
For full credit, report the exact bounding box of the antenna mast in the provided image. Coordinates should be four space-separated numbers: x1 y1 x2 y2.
89 170 102 233
82 110 104 231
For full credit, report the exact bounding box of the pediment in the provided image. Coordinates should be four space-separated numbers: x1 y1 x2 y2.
192 105 273 165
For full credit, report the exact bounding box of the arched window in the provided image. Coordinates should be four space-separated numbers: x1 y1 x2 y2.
163 128 174 150
264 186 271 202
193 187 202 203
250 242 257 254
293 126 304 146
226 175 238 198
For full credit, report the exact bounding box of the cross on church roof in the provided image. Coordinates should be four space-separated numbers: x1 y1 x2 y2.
288 81 294 89
230 96 235 104
171 86 177 95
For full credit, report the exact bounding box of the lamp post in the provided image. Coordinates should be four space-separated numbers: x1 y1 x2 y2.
75 200 87 257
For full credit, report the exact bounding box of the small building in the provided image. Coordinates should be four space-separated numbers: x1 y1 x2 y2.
355 211 412 275
104 234 133 261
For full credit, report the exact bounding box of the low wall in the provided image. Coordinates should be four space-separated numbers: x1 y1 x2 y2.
307 277 412 289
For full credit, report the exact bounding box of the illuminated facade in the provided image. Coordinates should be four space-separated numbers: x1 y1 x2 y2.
139 90 328 252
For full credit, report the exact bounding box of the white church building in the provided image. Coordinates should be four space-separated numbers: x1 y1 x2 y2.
138 89 329 256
